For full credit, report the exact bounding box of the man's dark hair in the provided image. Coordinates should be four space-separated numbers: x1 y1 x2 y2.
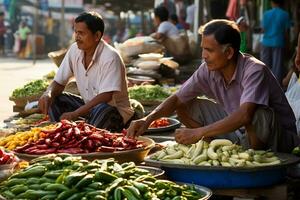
75 11 105 35
199 19 241 57
170 14 179 24
154 6 169 22
271 0 284 6
0 12 4 17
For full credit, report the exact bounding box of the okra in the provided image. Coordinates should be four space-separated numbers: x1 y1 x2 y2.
11 184 28 195
57 189 77 200
122 188 141 200
45 183 69 192
65 192 86 200
113 187 124 200
94 170 118 183
13 166 47 178
5 178 26 187
75 174 94 189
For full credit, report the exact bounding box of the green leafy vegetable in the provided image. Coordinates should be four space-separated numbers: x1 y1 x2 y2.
11 79 49 98
128 85 170 101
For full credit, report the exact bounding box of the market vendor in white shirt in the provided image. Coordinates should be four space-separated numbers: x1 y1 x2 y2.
38 11 133 132
151 6 179 41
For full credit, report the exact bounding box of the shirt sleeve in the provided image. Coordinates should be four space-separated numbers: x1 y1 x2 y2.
176 63 211 103
157 23 168 35
240 65 269 106
97 55 123 94
53 45 74 86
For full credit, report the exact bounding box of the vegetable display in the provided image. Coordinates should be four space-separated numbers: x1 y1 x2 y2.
14 120 145 155
0 125 56 151
11 79 49 99
11 114 49 126
0 154 205 200
149 118 170 128
0 149 18 165
150 139 281 167
128 85 170 101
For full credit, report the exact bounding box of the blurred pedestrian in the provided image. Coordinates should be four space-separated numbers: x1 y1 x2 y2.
236 16 248 53
260 0 290 84
0 12 6 56
151 6 179 41
185 0 195 31
159 0 176 16
169 14 184 30
174 0 188 29
16 20 31 58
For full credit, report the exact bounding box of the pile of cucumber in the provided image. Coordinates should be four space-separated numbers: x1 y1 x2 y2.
0 154 204 200
151 139 281 167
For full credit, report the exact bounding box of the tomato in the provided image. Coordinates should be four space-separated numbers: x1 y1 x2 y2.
149 118 170 128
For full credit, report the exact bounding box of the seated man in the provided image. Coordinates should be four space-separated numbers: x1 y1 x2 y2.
127 19 300 153
39 11 133 132
151 6 179 41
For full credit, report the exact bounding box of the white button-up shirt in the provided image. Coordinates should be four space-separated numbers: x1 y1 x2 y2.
54 40 134 123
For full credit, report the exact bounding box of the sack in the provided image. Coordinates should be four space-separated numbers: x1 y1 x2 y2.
13 37 20 53
285 73 300 136
115 36 164 63
161 32 192 63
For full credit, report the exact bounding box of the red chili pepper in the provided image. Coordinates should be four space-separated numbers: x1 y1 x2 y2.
29 148 57 154
115 147 125 151
74 127 81 137
36 144 49 149
65 127 73 138
14 143 34 152
99 146 116 152
86 140 94 150
60 137 67 144
121 129 127 136
88 133 104 141
0 154 11 164
84 126 92 135
23 146 38 153
50 142 60 148
121 141 129 148
57 148 84 154
103 132 115 139
53 132 61 142
36 138 46 145
122 137 137 145
0 149 3 157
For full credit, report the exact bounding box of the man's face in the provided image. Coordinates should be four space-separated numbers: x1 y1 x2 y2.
201 34 230 71
153 16 160 27
74 22 100 51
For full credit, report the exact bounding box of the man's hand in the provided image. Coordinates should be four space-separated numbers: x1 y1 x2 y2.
127 118 150 138
38 93 52 115
175 128 203 145
60 111 79 121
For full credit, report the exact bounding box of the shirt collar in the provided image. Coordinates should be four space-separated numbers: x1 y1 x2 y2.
211 52 243 85
79 39 105 71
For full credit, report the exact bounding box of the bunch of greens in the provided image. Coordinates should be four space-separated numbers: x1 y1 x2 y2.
11 79 49 99
128 85 170 101
43 70 56 80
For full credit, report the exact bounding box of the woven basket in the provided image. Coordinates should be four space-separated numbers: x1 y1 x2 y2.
9 93 43 108
48 49 67 67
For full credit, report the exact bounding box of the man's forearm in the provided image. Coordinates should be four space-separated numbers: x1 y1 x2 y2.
45 81 64 98
146 94 179 123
